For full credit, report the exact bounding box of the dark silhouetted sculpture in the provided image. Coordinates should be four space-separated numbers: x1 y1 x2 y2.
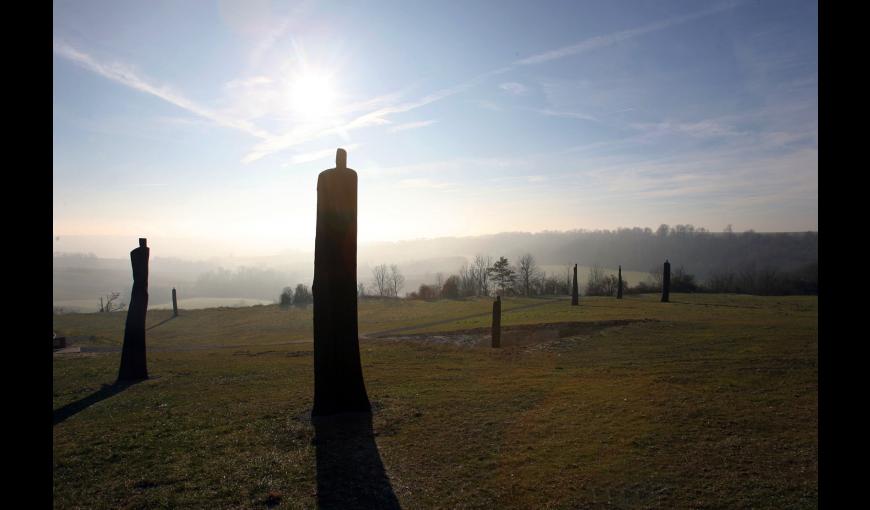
171 287 178 317
571 264 579 306
617 265 623 299
118 238 149 381
312 149 371 417
661 259 671 303
491 295 501 348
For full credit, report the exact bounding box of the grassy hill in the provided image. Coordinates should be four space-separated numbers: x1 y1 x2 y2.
53 294 817 508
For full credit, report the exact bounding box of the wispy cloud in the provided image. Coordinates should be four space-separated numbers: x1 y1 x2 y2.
472 99 502 112
366 156 529 179
514 1 742 65
588 144 816 208
396 178 455 190
247 18 293 67
281 143 362 167
242 81 474 164
499 82 528 95
531 108 599 122
224 76 273 89
629 119 742 139
53 41 272 140
55 1 746 168
388 120 437 133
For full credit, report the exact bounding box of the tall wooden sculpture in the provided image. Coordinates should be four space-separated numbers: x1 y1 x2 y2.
617 265 623 299
312 149 371 417
571 263 579 306
661 259 671 303
118 238 149 381
171 288 178 317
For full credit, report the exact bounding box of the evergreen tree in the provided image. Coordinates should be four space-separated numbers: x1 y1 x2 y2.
487 256 516 295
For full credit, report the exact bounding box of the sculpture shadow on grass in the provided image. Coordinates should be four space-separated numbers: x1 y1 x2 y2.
313 412 400 509
53 380 141 426
146 315 176 331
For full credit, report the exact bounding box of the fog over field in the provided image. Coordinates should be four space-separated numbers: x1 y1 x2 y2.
54 227 817 312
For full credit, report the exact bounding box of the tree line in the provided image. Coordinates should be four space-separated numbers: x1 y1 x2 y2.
366 253 817 301
389 254 570 299
359 225 817 281
279 284 312 308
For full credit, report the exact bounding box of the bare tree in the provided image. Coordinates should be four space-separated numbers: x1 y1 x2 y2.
543 271 568 295
586 266 620 296
372 264 389 297
293 284 312 307
458 263 476 297
279 287 293 308
471 254 492 296
99 292 124 312
442 275 461 299
389 265 405 297
532 271 546 295
434 272 444 298
517 253 539 297
648 264 663 286
586 266 605 295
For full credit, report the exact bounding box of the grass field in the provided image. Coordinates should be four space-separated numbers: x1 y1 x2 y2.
53 294 817 509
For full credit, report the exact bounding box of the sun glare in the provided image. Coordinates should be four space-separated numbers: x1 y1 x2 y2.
288 71 337 119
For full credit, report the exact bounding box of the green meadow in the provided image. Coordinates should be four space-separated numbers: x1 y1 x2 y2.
53 294 817 509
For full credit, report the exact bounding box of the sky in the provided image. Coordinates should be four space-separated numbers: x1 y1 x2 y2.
53 0 818 259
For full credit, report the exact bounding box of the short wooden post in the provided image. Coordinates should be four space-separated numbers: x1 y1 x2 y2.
491 295 501 348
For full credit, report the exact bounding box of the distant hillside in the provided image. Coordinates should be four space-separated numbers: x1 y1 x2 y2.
358 227 818 280
53 254 218 312
54 227 817 311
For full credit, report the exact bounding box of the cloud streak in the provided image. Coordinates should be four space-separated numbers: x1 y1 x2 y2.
531 108 600 122
514 1 742 66
499 82 528 95
388 120 437 133
281 143 363 166
53 41 272 140
55 2 744 166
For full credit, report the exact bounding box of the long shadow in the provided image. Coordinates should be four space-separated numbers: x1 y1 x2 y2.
313 412 400 509
53 380 141 426
146 315 176 331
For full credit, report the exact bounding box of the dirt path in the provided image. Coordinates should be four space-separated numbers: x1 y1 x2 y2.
54 339 312 355
373 318 659 349
54 298 568 355
363 297 566 338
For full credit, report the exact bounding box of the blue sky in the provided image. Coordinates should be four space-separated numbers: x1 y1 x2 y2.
53 0 817 258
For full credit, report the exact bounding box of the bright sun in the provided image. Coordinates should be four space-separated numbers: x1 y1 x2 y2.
288 71 337 119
